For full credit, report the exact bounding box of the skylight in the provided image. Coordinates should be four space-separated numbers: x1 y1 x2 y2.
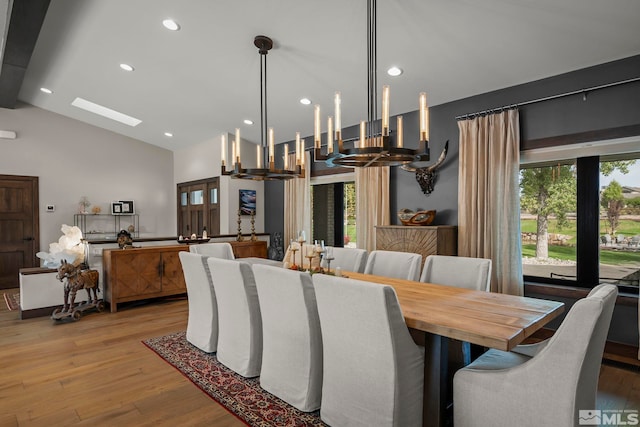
71 97 142 127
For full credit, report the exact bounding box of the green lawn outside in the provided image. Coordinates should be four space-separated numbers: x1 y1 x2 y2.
522 244 576 261
523 243 640 265
521 218 640 246
598 219 640 237
521 218 640 265
345 221 357 246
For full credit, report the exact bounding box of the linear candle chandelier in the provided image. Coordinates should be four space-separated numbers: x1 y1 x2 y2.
314 0 431 167
221 35 305 180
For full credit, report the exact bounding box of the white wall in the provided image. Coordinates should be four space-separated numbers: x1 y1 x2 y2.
173 135 219 184
173 132 265 235
0 103 176 253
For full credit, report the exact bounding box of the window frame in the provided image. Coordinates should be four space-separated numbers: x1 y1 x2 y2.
521 137 640 295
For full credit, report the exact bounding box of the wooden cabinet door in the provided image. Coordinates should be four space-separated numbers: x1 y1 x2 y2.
160 250 186 293
113 251 161 298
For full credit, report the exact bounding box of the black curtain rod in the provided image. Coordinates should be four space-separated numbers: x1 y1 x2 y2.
455 76 640 121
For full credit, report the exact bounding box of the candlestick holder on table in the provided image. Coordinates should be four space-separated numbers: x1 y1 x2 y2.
324 246 335 273
305 246 316 272
250 211 257 241
236 209 244 241
289 244 299 269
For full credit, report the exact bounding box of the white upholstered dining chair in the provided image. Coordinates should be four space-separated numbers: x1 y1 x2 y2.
320 247 368 273
363 250 422 281
189 242 235 259
253 264 323 412
453 284 617 427
420 255 492 291
206 257 262 377
313 274 424 427
178 252 218 353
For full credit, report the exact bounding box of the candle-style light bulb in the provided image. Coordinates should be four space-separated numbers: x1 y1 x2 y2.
300 139 305 166
268 128 275 165
419 92 428 142
231 140 237 167
221 134 227 166
235 128 241 162
359 121 366 148
256 144 262 168
397 116 403 148
314 105 321 149
295 132 301 166
284 143 289 169
334 92 341 141
327 116 334 153
382 85 390 137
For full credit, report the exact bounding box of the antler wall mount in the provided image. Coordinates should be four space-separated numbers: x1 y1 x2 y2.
401 141 449 195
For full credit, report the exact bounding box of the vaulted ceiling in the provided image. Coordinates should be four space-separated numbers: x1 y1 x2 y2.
2 0 640 151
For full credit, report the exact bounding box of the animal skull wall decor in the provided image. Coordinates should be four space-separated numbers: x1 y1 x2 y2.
401 141 449 195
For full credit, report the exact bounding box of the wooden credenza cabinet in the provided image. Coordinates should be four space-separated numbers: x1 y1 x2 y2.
229 240 268 259
103 245 188 312
375 225 457 268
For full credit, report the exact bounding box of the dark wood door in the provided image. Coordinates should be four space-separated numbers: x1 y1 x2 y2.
0 175 39 289
177 177 220 237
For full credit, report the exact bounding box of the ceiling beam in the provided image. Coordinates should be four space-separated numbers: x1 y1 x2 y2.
0 1 13 59
0 0 50 109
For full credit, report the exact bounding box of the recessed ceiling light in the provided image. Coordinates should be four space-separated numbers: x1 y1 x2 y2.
164 132 173 137
162 19 180 31
40 87 53 94
387 66 403 77
243 119 254 125
71 97 142 127
299 98 312 105
120 63 134 71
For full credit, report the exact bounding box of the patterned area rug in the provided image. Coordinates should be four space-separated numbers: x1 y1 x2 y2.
143 331 326 427
3 293 20 311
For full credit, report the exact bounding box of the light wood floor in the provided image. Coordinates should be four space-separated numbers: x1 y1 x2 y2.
0 293 243 426
1 293 638 426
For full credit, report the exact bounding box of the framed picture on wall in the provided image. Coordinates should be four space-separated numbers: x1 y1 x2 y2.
111 201 123 215
239 189 256 215
119 200 135 214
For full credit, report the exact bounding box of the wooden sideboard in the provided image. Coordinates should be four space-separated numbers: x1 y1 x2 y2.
375 225 457 268
103 245 188 312
229 240 268 259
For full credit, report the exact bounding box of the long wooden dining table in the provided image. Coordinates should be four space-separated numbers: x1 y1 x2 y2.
342 271 565 427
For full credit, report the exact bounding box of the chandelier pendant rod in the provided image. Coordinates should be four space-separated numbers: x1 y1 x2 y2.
367 0 378 144
261 46 268 153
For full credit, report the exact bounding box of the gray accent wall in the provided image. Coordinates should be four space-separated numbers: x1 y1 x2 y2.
266 54 640 237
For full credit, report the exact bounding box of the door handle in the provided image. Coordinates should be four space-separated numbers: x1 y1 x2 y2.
23 237 34 241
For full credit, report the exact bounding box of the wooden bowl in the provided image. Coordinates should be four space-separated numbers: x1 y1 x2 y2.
397 209 436 226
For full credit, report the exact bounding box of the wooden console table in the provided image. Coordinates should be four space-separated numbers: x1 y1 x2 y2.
375 225 457 267
103 245 188 312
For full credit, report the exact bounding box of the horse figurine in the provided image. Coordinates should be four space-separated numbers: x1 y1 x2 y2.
55 260 100 313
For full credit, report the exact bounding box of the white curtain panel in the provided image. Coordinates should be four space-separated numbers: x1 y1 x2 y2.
457 110 523 295
355 166 390 253
284 151 311 247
